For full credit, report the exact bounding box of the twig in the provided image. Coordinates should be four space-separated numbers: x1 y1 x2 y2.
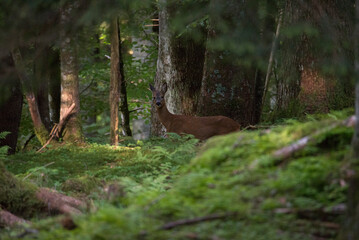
23 162 55 180
80 78 95 96
22 134 36 151
129 107 144 113
37 103 76 153
159 212 238 230
261 9 283 109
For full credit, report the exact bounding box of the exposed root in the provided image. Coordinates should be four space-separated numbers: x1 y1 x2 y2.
35 188 85 215
0 209 30 227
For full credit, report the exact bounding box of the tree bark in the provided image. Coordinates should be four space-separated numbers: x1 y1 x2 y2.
151 0 206 136
59 2 83 143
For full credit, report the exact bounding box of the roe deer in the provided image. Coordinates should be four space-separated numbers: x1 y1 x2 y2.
150 83 240 140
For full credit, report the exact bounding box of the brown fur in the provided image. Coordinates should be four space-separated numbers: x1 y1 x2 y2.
150 84 240 140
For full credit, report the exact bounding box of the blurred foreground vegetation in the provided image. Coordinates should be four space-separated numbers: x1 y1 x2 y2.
0 109 354 239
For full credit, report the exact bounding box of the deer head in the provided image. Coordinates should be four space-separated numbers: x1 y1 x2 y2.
149 83 167 109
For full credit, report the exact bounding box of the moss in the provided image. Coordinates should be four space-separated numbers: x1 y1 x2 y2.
61 175 104 194
34 125 50 146
0 161 43 218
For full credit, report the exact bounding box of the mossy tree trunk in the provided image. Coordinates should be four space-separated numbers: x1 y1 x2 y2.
59 2 83 143
151 0 206 136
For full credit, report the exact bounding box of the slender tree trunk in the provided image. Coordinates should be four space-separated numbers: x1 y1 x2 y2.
118 24 132 137
59 2 83 143
109 17 121 145
151 0 206 136
34 46 51 131
48 48 61 124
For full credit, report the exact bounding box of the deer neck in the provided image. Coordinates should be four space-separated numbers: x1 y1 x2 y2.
157 103 175 129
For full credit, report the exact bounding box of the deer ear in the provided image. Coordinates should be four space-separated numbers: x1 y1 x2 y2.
149 84 155 92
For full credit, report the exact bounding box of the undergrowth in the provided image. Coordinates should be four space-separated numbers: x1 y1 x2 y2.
0 110 354 240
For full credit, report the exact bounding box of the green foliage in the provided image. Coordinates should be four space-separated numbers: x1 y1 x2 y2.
0 131 10 159
1 111 353 240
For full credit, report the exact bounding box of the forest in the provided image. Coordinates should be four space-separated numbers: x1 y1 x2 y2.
0 0 359 239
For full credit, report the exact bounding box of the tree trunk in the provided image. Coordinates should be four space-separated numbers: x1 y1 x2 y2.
340 0 359 239
151 0 206 136
118 23 132 137
48 48 61 125
109 18 121 145
11 48 49 145
275 0 354 118
59 2 83 143
34 46 52 131
0 55 22 154
198 0 264 126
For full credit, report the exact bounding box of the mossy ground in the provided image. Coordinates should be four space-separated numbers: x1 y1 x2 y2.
0 110 354 239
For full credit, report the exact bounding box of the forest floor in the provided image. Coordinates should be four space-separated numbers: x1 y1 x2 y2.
0 109 355 240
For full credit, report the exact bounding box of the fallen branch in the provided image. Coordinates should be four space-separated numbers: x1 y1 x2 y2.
37 103 76 153
159 212 238 230
273 115 356 161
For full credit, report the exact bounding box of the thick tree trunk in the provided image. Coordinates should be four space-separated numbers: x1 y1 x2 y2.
151 0 206 136
59 2 83 143
0 55 22 154
198 0 264 126
340 1 359 239
109 17 121 145
275 0 354 117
